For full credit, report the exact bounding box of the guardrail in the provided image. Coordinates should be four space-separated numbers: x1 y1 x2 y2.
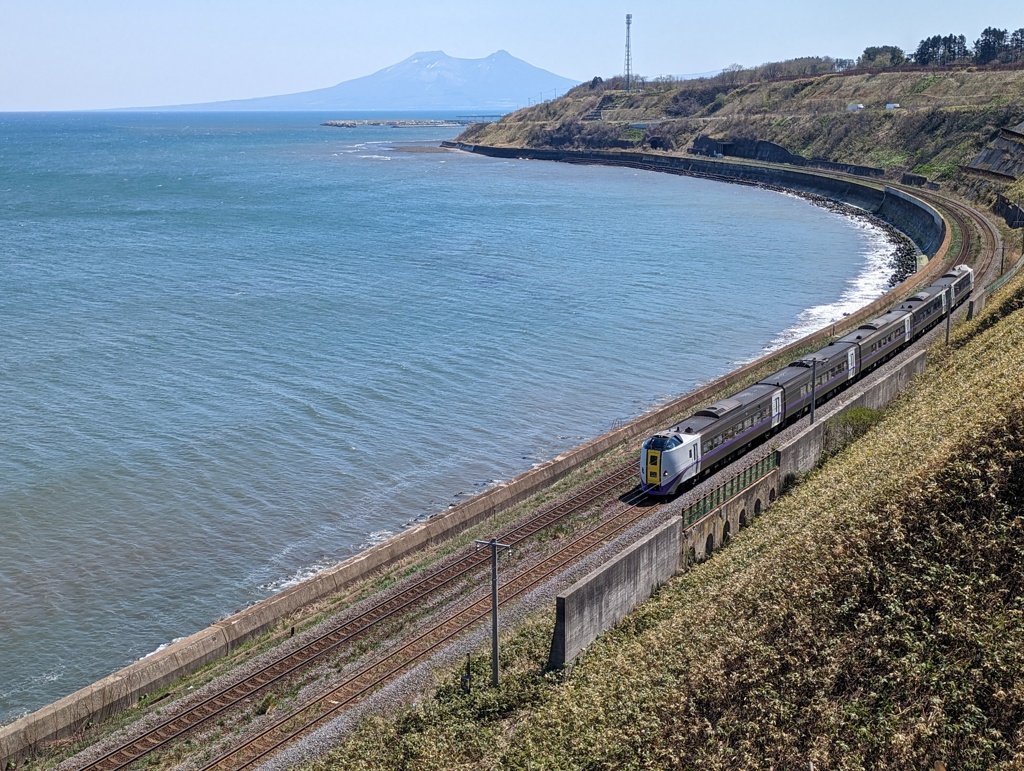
680 453 779 527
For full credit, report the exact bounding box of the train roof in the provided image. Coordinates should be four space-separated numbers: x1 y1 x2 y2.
838 309 909 343
671 414 718 435
695 383 777 419
758 365 810 389
899 285 944 309
932 265 973 288
856 308 910 331
792 339 856 366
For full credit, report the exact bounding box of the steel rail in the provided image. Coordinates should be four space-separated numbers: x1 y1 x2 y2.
197 488 658 771
72 463 639 771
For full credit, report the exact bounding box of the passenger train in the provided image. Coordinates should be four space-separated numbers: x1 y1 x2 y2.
641 264 974 495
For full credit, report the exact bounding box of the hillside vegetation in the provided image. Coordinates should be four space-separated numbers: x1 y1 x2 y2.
458 68 1024 185
308 270 1024 768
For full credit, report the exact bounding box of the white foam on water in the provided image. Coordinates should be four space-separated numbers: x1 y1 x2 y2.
762 218 896 354
360 529 395 548
256 527 397 596
141 637 185 659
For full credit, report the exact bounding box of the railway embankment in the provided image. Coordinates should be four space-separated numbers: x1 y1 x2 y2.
306 235 1024 771
0 147 962 769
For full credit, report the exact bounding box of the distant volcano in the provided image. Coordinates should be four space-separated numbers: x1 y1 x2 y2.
145 50 579 112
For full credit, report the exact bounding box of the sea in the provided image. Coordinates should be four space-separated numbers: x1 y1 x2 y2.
0 111 897 724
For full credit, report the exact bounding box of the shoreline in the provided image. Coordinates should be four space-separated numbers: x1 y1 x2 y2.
0 150 951 764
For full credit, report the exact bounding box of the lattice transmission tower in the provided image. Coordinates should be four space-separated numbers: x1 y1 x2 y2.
624 14 633 91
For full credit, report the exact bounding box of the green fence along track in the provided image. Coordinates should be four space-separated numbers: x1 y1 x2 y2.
680 453 778 527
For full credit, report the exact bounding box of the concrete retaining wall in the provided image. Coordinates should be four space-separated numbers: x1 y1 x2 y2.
542 346 929 672
0 627 228 764
0 147 956 768
878 188 946 257
547 518 682 669
681 471 780 565
778 349 928 482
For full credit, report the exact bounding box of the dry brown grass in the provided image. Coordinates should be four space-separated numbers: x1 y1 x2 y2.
308 269 1024 769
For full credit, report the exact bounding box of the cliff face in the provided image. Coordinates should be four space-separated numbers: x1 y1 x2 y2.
460 69 1024 185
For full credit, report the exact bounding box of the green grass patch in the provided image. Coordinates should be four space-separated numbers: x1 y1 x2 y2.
866 148 913 168
910 74 943 94
913 159 962 179
820 406 883 459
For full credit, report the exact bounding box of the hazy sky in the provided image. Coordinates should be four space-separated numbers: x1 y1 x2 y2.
1 1 1021 110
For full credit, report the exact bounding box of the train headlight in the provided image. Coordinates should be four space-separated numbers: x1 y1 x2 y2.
663 471 669 477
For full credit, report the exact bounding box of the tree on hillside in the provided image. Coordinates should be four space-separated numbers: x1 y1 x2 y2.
721 63 746 87
913 34 970 66
912 36 940 65
776 56 839 77
1011 29 1024 62
859 45 906 68
974 26 1008 65
758 60 783 80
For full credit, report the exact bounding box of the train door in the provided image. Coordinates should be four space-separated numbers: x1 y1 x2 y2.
771 391 783 428
847 347 857 380
903 315 912 343
644 447 661 487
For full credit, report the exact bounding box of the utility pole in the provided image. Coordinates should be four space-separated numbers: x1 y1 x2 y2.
945 286 952 345
1018 193 1023 259
475 538 512 687
809 358 818 425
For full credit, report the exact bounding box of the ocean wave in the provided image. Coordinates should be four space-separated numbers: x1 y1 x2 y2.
259 563 332 594
141 637 185 659
761 219 895 354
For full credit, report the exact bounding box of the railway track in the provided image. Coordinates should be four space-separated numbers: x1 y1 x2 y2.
72 464 640 771
196 485 657 771
66 157 1002 771
914 187 1002 285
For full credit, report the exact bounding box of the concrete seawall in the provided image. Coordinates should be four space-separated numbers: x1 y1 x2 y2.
0 147 955 768
442 143 947 257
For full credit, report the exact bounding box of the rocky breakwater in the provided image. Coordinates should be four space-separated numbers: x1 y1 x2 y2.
322 119 473 128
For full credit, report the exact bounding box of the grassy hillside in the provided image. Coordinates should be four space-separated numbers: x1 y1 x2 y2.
308 270 1024 769
459 69 1024 184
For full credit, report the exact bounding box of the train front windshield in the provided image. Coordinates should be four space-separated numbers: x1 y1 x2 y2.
644 435 682 452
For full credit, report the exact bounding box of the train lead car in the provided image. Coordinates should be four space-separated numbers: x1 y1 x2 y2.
641 265 973 495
